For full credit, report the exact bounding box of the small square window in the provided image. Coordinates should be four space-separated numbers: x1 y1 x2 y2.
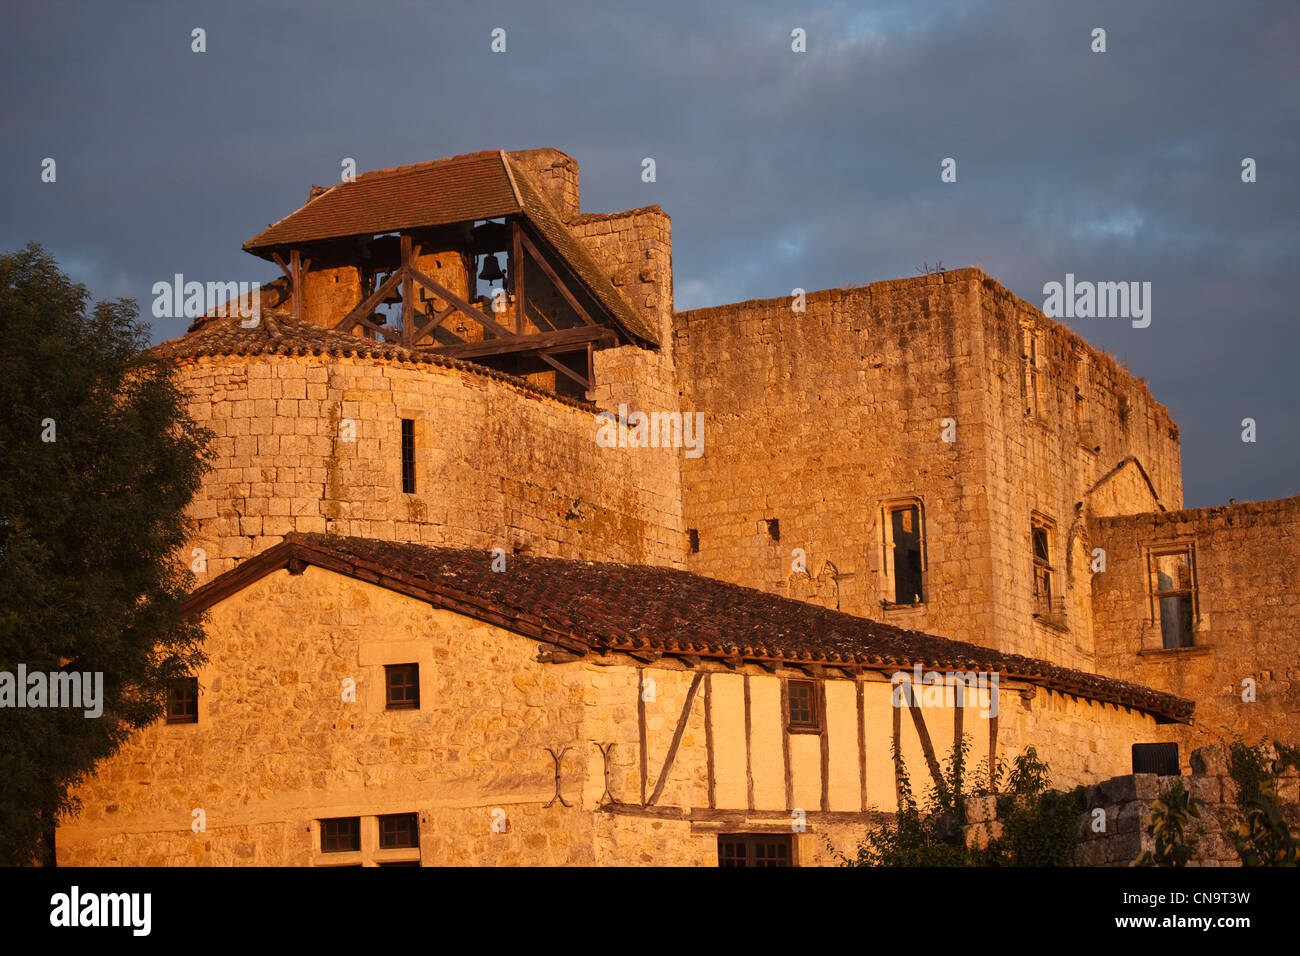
165 677 198 724
378 813 419 850
786 679 821 733
320 817 360 853
385 664 420 710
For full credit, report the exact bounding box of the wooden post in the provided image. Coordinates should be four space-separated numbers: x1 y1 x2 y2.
400 235 413 347
290 249 301 322
511 219 524 335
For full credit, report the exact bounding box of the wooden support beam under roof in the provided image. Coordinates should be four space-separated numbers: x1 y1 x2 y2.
427 324 616 360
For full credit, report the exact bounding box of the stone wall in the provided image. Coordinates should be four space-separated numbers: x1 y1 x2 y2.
673 268 1182 670
1073 745 1300 866
571 206 674 350
179 352 685 578
1090 497 1300 758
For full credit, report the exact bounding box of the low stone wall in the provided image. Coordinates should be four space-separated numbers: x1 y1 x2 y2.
1073 744 1300 866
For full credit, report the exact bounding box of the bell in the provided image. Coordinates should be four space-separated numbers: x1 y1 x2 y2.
478 253 505 283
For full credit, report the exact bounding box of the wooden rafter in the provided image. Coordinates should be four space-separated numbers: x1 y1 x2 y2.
406 264 516 340
518 230 597 327
337 270 403 339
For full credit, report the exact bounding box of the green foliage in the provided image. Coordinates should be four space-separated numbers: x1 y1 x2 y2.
1228 740 1300 867
1135 779 1201 867
830 739 1085 867
0 243 214 864
1228 740 1272 806
987 748 1088 867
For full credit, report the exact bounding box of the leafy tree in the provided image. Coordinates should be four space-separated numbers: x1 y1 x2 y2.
985 747 1087 866
0 243 212 864
830 738 1085 867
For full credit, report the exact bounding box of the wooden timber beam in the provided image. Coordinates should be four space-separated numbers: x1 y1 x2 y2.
408 304 457 345
537 351 590 390
647 672 703 806
336 270 402 339
518 230 598 327
428 324 616 361
400 235 414 346
512 218 524 336
271 251 310 323
406 264 517 340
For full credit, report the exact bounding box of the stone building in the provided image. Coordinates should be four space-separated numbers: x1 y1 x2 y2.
55 148 1298 866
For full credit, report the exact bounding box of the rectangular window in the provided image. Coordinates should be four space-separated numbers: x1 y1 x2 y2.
688 529 700 554
718 834 793 867
165 677 198 724
385 663 420 710
889 505 924 605
1031 516 1055 617
401 419 416 494
378 813 419 850
786 679 821 733
320 817 361 853
1152 548 1196 648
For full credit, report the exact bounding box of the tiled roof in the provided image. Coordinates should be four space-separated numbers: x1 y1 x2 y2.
240 149 659 346
147 311 595 409
244 151 521 250
186 533 1195 723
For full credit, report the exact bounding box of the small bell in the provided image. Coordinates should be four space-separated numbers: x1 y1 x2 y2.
478 253 505 283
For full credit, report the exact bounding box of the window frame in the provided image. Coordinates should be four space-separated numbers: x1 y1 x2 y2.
717 833 794 867
1030 513 1056 616
400 418 416 494
378 812 420 850
165 676 199 724
880 498 927 607
1146 543 1198 649
320 816 362 854
785 678 823 734
384 663 420 711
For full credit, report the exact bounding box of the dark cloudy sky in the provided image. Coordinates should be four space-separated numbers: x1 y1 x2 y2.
2 1 1295 508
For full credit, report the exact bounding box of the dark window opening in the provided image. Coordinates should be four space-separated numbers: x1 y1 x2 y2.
401 419 416 494
763 518 780 542
385 663 420 710
378 813 419 850
1154 550 1195 649
320 817 361 853
1132 743 1180 775
891 506 923 604
688 529 699 554
718 834 793 867
1031 519 1057 618
165 677 198 724
786 679 820 733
